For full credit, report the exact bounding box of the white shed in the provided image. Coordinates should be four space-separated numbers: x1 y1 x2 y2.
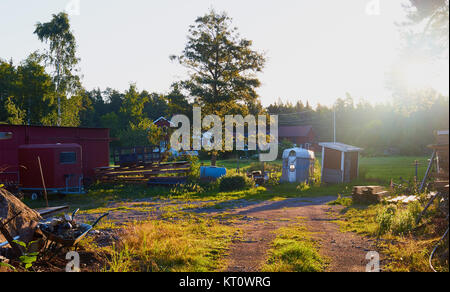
319 142 363 184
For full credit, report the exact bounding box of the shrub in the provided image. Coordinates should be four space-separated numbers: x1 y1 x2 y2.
391 209 415 236
185 155 200 183
265 173 281 188
407 201 422 221
376 205 397 236
296 182 310 192
376 202 423 236
247 162 281 173
312 160 322 186
219 175 254 192
170 183 204 196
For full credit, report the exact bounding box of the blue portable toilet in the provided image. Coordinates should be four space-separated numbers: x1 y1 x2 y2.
281 148 315 183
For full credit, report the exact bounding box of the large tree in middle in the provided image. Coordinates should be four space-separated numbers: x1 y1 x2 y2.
171 10 265 165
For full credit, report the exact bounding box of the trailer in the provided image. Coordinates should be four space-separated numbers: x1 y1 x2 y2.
18 144 84 195
0 125 110 187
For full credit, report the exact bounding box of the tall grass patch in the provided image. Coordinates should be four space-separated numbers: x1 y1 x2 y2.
262 225 325 272
104 216 236 272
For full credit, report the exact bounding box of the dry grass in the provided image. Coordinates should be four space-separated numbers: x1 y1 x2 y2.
335 199 449 272
103 215 236 272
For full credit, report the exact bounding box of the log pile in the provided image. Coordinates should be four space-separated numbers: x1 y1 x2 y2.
1 188 42 257
352 186 389 204
94 161 191 184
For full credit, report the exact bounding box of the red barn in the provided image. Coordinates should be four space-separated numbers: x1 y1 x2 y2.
279 125 316 150
0 125 110 186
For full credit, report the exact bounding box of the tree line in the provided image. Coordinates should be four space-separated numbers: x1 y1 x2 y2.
1 3 449 157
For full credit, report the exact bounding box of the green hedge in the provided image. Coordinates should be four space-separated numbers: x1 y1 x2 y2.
219 175 254 192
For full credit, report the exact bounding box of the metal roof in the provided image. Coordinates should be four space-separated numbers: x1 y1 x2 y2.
153 117 175 127
282 147 315 159
319 142 363 152
18 143 82 149
0 124 109 130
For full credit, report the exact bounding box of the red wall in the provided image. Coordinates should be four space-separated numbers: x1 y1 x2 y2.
18 144 83 189
0 125 110 182
280 130 316 149
323 148 342 170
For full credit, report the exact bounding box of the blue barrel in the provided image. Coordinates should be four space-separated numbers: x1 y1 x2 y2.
200 166 227 179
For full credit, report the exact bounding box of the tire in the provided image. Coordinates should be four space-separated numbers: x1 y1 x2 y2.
31 192 39 201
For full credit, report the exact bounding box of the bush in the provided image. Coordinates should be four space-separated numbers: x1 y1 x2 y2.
296 182 310 192
391 209 415 236
376 205 397 236
247 162 281 173
185 155 200 183
312 160 321 186
219 175 255 192
376 202 423 236
170 183 204 196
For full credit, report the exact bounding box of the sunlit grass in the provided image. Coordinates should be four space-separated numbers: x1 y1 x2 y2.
103 215 236 272
333 198 448 272
262 224 326 272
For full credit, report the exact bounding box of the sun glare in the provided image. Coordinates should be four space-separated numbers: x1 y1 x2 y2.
398 59 444 91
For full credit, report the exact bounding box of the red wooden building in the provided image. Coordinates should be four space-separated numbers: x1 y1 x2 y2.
153 117 174 152
319 142 363 184
279 125 316 150
18 144 84 194
0 125 110 187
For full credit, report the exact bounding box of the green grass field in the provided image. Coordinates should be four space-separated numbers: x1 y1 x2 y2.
205 155 429 184
359 156 429 183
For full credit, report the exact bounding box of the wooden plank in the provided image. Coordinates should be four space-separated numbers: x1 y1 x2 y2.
96 169 189 177
36 205 69 218
95 162 190 174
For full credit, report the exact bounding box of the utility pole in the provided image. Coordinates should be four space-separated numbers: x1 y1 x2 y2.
333 107 336 144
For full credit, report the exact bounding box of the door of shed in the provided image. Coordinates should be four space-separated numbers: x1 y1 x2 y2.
18 144 83 194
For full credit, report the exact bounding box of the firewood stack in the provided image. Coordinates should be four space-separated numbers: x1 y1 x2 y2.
352 186 389 204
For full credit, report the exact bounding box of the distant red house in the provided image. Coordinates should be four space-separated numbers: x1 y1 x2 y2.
279 125 316 150
153 117 173 128
153 117 174 151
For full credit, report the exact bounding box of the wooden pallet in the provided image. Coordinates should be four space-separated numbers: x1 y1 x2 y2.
95 161 191 184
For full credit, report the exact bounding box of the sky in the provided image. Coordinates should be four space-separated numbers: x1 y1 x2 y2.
0 0 448 107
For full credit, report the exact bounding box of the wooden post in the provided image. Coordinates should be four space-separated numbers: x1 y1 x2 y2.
37 156 49 208
321 146 325 181
419 151 436 193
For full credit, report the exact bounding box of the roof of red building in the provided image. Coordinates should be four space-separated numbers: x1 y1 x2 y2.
0 124 108 130
279 125 313 137
154 117 174 127
19 143 81 149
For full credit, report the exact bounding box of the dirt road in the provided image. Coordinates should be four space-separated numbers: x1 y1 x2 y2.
214 196 378 272
78 196 379 272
